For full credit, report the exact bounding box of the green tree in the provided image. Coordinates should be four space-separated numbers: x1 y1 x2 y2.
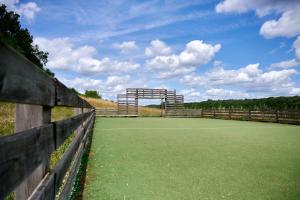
84 90 101 99
0 4 54 76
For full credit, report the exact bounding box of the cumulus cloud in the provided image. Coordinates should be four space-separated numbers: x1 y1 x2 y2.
145 40 171 57
270 59 299 69
290 87 300 95
113 41 138 53
61 75 146 99
146 40 221 79
179 88 249 102
216 0 300 38
181 63 299 96
204 88 249 99
260 8 300 38
34 37 139 75
180 88 202 102
0 0 40 21
294 36 300 60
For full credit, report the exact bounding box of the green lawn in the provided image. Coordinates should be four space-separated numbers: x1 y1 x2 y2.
83 117 300 200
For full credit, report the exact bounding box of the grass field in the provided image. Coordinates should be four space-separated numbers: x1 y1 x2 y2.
83 117 300 200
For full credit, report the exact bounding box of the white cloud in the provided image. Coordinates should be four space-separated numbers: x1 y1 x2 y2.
0 0 40 21
204 88 249 99
294 36 300 60
34 37 139 75
179 40 221 66
179 88 250 102
61 75 146 100
270 59 299 69
181 63 299 96
145 40 171 57
290 88 300 95
260 8 300 38
180 88 202 102
216 0 299 16
146 40 221 79
113 41 138 53
216 0 300 38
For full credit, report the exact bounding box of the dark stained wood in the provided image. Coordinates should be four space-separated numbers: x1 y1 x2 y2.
54 111 93 148
27 114 95 200
55 79 92 108
14 104 52 200
58 143 85 200
0 125 54 199
0 42 55 106
28 174 55 200
54 117 93 193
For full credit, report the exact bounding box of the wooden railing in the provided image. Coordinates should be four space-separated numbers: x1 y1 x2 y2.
95 108 118 116
0 42 95 199
167 109 300 124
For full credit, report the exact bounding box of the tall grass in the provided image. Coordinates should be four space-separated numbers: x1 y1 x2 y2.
0 102 15 136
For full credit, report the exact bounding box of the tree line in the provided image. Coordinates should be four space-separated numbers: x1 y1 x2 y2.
147 96 300 110
184 96 300 110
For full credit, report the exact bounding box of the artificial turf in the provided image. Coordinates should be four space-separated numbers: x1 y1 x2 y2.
83 117 300 200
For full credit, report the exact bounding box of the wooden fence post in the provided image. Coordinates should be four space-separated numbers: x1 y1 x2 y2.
14 104 51 200
248 109 251 121
276 110 279 123
229 108 232 120
75 107 83 135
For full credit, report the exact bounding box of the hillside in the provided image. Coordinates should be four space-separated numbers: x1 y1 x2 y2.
82 97 162 116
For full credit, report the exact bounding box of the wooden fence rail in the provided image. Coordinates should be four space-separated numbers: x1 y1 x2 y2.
0 42 95 200
167 109 300 125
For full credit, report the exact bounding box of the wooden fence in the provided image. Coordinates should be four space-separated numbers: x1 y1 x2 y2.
167 109 300 124
96 108 118 116
0 42 95 200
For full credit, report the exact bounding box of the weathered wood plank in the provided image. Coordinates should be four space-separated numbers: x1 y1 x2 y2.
54 116 93 192
28 174 55 200
0 125 54 199
58 143 85 200
28 114 95 200
15 104 52 200
55 80 92 108
59 116 94 200
0 42 55 106
54 111 93 148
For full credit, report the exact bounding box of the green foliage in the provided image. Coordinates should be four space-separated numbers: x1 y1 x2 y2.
84 90 101 99
184 96 300 110
71 87 81 95
0 4 54 77
0 102 15 136
70 126 93 200
51 106 75 122
50 133 75 168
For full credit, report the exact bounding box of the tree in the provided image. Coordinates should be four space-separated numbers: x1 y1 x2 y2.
70 87 81 95
84 90 101 99
0 4 54 76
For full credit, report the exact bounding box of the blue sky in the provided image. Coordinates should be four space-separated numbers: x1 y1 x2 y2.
2 0 300 102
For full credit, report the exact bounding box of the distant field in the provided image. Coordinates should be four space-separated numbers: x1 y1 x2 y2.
84 117 300 200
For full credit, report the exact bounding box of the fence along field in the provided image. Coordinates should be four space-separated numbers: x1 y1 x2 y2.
162 109 300 124
0 42 95 200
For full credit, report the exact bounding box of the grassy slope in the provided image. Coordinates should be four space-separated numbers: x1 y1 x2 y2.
84 118 300 200
82 97 162 117
0 102 15 136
